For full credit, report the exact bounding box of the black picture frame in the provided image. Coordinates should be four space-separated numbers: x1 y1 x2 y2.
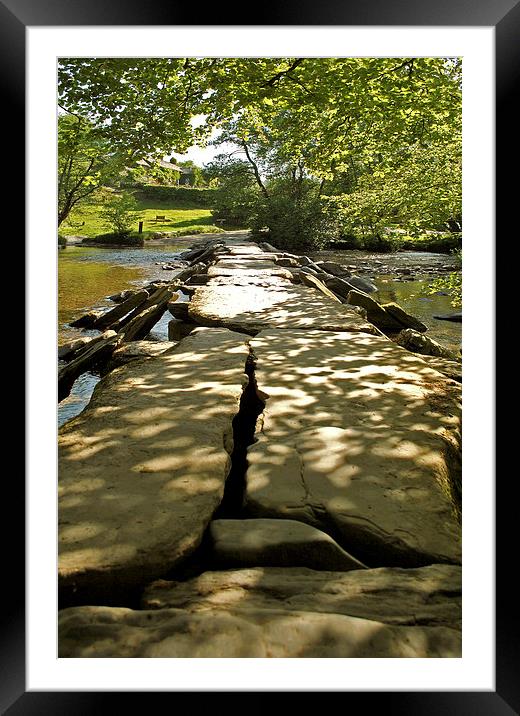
11 0 506 711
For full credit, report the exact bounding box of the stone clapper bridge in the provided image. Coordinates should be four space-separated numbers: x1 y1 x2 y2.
58 233 462 658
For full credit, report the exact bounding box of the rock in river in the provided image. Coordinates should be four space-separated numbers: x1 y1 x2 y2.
395 328 461 360
69 310 104 328
346 289 404 332
433 312 462 323
383 302 428 333
346 275 378 293
314 260 351 277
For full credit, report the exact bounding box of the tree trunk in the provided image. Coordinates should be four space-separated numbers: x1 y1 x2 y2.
242 142 269 198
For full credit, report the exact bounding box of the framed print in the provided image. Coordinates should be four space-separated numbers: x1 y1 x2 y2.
10 0 507 710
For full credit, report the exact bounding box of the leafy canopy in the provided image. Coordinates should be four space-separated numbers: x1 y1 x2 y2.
58 57 461 168
58 57 462 246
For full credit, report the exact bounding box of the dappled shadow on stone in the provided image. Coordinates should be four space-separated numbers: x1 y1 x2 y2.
58 564 461 657
58 327 251 606
244 329 461 567
57 237 463 657
188 273 379 336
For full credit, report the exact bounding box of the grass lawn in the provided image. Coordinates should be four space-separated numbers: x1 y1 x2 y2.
59 189 231 238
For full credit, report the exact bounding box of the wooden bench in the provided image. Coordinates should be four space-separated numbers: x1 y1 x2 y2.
153 215 166 222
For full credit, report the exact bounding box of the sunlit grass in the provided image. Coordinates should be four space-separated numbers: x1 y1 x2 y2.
59 189 226 238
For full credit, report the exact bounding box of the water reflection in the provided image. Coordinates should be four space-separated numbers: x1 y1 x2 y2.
374 278 461 352
58 244 186 342
58 370 101 427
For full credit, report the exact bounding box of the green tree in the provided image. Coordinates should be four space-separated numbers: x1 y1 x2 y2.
100 193 141 234
331 137 461 243
58 58 216 157
58 57 462 247
58 113 124 226
204 155 259 227
58 57 461 169
199 57 461 247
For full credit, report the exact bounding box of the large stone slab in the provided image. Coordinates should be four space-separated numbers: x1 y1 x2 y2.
58 565 461 657
58 328 250 600
218 243 265 255
105 340 176 371
58 606 460 658
208 518 367 570
208 258 282 271
245 329 461 567
188 281 379 336
142 565 461 629
207 263 294 280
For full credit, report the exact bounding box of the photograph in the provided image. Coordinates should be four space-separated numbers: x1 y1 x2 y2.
11 2 507 709
56 55 464 660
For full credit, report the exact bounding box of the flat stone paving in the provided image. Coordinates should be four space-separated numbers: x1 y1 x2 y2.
58 327 250 598
58 237 462 658
59 564 461 657
189 247 378 335
59 603 461 658
245 328 461 566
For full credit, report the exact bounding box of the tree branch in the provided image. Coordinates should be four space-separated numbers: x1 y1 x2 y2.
57 103 85 122
264 58 305 88
286 73 314 95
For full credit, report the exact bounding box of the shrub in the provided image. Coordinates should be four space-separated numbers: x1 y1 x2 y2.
58 234 67 246
84 232 144 246
100 193 142 234
401 232 461 254
250 185 343 251
164 226 225 237
361 233 402 252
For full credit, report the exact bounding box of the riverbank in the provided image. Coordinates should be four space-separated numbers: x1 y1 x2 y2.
62 229 255 246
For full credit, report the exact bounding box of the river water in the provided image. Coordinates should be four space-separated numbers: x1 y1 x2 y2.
58 242 461 427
